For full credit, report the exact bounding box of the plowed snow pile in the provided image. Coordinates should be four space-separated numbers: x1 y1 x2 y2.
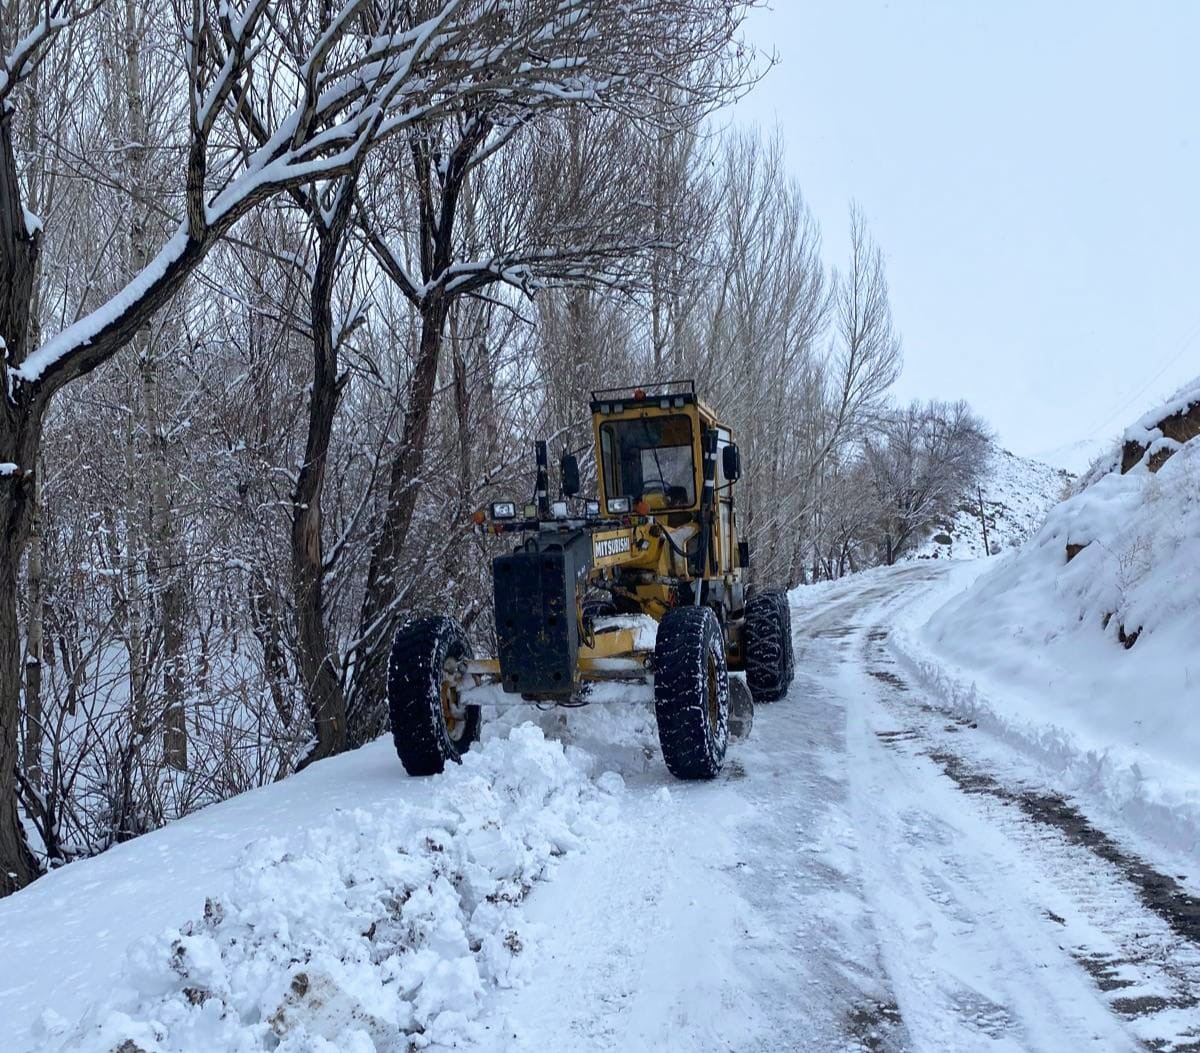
895 437 1200 851
28 725 623 1053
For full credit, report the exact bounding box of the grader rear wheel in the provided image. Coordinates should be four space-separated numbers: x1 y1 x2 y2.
744 590 794 703
388 616 481 776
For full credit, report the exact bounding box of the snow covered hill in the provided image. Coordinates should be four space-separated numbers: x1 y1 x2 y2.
912 443 1072 561
1028 437 1114 475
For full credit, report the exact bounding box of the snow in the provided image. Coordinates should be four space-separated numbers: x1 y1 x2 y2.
21 206 42 236
0 725 621 1052
1124 373 1200 448
4 554 1199 1049
0 12 70 101
591 613 658 650
894 436 1200 854
911 444 1070 561
1029 437 1115 475
13 228 191 385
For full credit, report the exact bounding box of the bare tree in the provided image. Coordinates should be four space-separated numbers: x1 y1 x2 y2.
290 174 367 767
862 400 991 564
4 0 640 894
344 5 759 740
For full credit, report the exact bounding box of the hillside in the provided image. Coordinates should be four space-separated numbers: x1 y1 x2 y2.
896 412 1200 853
1029 437 1114 475
912 444 1072 561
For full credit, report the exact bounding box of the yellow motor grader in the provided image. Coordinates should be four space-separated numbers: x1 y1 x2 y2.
387 380 794 780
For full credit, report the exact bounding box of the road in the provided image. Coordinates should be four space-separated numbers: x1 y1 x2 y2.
4 562 1197 1051
469 563 1200 1053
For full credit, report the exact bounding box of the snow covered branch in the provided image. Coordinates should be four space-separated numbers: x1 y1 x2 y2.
0 0 93 108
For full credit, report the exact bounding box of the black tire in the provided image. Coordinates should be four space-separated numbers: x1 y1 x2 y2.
775 592 796 686
744 589 794 703
653 606 729 780
388 616 481 776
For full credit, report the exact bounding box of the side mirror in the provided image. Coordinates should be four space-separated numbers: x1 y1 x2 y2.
560 453 580 497
722 443 742 483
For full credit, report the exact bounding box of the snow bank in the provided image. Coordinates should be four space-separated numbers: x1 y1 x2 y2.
1124 373 1200 449
893 438 1200 853
35 725 620 1052
1119 373 1200 475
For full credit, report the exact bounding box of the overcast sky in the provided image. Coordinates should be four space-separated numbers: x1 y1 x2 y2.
733 0 1200 461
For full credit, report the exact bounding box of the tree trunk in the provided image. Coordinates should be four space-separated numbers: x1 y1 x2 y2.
443 307 476 616
349 298 448 743
0 95 46 892
292 217 349 768
0 407 43 893
22 462 43 791
1 534 40 896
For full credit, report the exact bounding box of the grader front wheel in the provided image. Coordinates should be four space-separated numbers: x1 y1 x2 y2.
653 606 730 780
388 616 481 776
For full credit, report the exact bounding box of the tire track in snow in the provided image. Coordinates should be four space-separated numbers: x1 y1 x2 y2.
858 611 1200 1053
803 592 1135 1050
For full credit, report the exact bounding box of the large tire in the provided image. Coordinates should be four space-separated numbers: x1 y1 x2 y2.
653 606 729 780
388 616 481 776
744 590 794 703
775 592 796 685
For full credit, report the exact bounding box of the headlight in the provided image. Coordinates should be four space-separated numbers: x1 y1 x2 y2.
585 499 601 516
490 501 517 520
551 500 568 519
607 497 630 514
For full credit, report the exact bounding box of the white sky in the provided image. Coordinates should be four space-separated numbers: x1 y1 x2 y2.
733 0 1200 458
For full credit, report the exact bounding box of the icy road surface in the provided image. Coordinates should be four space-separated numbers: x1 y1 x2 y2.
2 562 1198 1051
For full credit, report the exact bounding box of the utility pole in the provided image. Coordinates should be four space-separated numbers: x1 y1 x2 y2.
978 486 990 555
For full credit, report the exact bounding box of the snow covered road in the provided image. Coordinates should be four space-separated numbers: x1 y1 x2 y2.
3 562 1199 1051
469 563 1199 1052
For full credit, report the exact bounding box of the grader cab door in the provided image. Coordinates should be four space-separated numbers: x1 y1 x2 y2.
715 427 737 574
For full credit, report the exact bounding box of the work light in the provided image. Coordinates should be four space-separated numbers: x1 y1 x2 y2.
490 501 517 520
607 497 631 514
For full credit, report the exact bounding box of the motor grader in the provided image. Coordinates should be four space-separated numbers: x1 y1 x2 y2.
387 380 794 780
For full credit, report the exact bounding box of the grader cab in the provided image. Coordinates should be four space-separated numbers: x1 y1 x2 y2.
386 380 795 780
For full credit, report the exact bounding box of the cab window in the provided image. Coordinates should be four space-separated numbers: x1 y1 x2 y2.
600 415 696 509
